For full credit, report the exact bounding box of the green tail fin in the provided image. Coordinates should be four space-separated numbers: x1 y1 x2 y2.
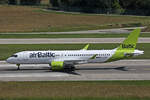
118 28 141 51
107 28 141 62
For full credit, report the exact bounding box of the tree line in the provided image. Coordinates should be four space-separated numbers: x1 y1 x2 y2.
0 0 150 16
50 0 150 16
0 0 41 5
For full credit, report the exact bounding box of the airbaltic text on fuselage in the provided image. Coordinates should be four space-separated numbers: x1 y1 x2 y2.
29 52 55 58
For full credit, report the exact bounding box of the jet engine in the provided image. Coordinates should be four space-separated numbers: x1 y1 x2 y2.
50 61 75 72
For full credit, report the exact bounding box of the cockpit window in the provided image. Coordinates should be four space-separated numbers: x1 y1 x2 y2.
11 55 18 57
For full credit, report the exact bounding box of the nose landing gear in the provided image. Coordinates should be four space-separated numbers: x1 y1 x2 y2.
16 64 20 70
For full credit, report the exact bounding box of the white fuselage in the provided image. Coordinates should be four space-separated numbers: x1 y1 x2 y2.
6 50 116 64
6 49 144 65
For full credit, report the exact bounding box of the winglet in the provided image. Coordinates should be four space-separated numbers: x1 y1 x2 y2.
82 44 89 50
90 54 98 59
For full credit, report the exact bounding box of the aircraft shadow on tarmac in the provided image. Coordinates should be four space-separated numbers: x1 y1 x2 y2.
0 67 80 75
76 66 128 71
0 66 128 75
0 66 128 71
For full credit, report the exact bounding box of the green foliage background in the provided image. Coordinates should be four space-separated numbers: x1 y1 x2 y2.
1 0 150 15
50 0 150 15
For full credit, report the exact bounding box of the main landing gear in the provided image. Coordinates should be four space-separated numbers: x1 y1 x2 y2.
64 65 75 72
16 64 20 70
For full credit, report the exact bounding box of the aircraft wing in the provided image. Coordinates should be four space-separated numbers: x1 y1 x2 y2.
54 54 98 65
89 54 98 59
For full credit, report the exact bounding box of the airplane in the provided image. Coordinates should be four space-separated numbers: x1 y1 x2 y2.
6 29 144 72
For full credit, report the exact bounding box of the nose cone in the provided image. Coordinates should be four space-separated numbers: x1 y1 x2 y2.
6 57 13 63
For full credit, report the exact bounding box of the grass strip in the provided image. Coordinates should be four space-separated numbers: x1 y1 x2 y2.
1 43 149 60
0 33 150 38
0 81 150 99
0 6 150 32
0 97 150 100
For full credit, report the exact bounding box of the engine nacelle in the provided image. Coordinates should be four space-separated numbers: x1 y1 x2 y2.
50 61 75 71
51 61 64 71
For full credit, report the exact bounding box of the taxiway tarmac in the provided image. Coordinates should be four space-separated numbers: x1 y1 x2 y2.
0 60 150 81
2 27 145 34
0 38 150 44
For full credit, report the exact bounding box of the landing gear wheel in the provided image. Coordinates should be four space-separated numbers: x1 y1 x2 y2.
16 64 20 70
64 65 75 72
71 66 75 72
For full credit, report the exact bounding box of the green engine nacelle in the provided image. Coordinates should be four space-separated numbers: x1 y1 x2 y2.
51 61 64 71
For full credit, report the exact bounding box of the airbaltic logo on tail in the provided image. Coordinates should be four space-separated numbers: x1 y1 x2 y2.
30 52 55 58
122 44 135 48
